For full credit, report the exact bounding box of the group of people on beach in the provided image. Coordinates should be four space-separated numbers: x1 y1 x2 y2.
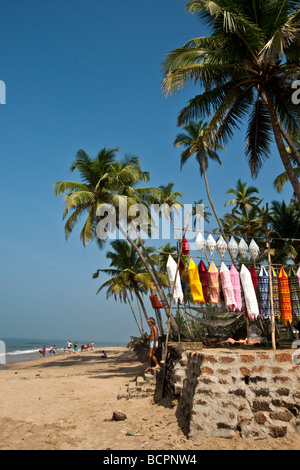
39 345 56 357
66 340 94 353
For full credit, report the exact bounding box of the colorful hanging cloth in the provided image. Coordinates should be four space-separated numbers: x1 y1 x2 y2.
297 266 300 287
166 255 184 304
188 259 205 305
220 262 237 311
240 264 259 320
288 268 300 319
271 268 281 320
258 266 271 320
249 265 258 291
230 264 243 311
244 265 258 320
208 261 220 305
198 260 209 302
278 267 292 324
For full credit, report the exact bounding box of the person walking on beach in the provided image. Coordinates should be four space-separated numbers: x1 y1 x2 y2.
67 340 72 353
145 317 160 373
42 345 46 358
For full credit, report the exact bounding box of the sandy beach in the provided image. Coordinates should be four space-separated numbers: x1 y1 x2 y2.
0 346 299 451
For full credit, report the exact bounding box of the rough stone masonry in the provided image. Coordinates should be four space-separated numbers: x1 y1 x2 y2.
165 345 300 439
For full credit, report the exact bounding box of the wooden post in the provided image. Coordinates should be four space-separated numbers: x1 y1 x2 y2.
265 203 276 351
161 222 188 398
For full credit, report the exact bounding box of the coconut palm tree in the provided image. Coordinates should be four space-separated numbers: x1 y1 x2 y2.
174 120 227 241
93 240 167 325
53 147 180 335
149 183 183 243
269 199 300 264
192 199 211 226
225 179 262 215
274 132 300 193
162 0 300 201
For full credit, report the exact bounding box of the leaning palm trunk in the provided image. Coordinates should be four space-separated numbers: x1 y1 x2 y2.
278 123 300 169
127 296 144 336
116 221 179 335
134 286 149 323
264 90 300 203
261 94 300 168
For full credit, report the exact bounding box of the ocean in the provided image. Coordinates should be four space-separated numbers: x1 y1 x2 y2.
0 337 126 367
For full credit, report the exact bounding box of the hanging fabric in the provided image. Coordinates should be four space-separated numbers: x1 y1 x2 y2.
258 266 271 320
166 255 184 304
249 265 258 291
297 266 300 287
220 262 237 311
240 264 259 320
271 268 281 320
244 265 258 320
208 261 220 305
230 264 243 311
188 259 205 305
278 267 293 324
288 268 300 319
198 260 209 303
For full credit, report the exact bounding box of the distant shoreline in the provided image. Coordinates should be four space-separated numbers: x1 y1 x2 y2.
1 345 126 368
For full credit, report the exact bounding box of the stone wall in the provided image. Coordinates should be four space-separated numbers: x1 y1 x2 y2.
165 345 300 439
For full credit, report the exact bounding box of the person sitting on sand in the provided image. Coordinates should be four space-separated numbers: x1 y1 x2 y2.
101 350 107 358
145 317 160 373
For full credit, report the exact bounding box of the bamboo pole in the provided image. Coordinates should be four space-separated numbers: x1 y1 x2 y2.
161 220 189 398
265 203 276 351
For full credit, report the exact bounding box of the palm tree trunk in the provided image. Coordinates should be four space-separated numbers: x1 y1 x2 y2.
116 221 179 335
197 152 236 264
278 123 300 168
265 89 300 203
127 296 144 336
262 93 300 168
134 288 148 322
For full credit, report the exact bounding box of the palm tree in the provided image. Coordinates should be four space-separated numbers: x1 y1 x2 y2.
269 199 300 264
162 0 300 201
93 240 167 327
53 147 180 335
150 183 183 242
225 179 261 215
94 269 144 336
274 132 300 193
228 206 265 242
53 147 150 247
174 120 227 241
192 199 211 226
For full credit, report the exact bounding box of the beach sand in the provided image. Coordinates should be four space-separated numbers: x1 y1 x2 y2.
0 347 299 451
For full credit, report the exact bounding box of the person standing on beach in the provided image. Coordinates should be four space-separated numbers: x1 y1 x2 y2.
145 317 160 373
67 340 72 353
42 345 46 358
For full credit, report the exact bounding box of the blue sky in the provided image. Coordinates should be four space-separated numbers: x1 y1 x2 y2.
0 0 293 343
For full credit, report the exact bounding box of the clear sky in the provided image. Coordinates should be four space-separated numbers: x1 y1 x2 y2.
0 0 293 343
